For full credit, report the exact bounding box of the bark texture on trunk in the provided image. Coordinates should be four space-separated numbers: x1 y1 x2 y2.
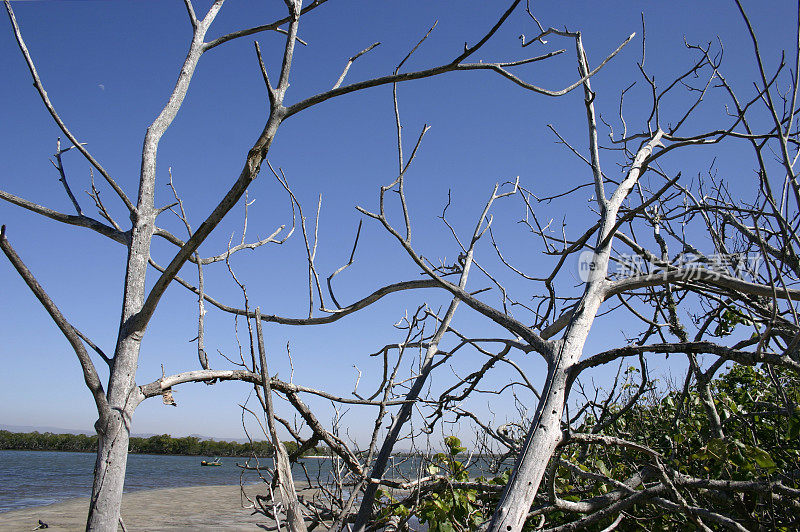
485 132 663 532
485 366 567 531
83 13 222 529
87 415 132 531
275 445 308 532
86 246 149 531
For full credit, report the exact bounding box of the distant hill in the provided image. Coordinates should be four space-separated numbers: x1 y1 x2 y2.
0 424 94 436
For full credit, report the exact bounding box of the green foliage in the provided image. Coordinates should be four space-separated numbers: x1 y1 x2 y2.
414 437 484 532
564 363 800 529
376 363 799 530
377 437 514 531
713 308 751 337
0 430 99 452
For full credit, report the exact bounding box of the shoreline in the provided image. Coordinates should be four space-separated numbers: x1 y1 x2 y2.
0 483 298 531
0 448 304 458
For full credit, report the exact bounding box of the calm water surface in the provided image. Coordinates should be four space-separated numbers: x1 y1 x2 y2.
0 450 271 512
0 450 506 513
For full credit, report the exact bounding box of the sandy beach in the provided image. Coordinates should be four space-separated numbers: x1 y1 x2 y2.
0 484 281 531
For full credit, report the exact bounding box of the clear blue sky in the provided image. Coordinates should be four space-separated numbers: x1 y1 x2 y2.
0 1 794 443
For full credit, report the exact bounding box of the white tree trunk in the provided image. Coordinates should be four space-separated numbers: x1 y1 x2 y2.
485 132 663 532
86 274 148 530
485 366 568 531
87 415 132 531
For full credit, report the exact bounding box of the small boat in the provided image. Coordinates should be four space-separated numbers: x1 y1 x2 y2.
201 458 222 466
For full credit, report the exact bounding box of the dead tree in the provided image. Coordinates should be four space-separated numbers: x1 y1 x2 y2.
7 1 793 530
339 3 800 530
276 2 798 530
1 1 620 529
480 3 800 528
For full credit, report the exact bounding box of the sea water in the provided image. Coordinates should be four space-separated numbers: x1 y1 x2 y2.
0 450 267 512
0 450 507 513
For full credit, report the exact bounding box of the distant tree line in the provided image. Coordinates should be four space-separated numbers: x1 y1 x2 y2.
0 430 331 457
